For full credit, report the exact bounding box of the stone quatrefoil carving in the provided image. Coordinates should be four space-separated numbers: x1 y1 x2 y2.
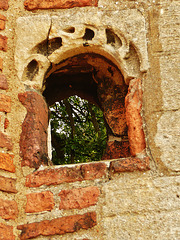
15 9 148 89
15 9 149 168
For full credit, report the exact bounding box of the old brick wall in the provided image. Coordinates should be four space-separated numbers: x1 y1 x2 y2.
0 0 179 239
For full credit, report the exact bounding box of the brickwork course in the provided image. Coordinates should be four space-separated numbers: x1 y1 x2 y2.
0 0 179 239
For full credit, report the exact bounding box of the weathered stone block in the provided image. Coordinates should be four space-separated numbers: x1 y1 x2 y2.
102 175 180 216
102 210 180 240
59 186 100 210
26 191 54 213
0 152 15 172
159 55 180 110
0 198 18 220
155 110 180 171
18 212 97 239
24 0 98 11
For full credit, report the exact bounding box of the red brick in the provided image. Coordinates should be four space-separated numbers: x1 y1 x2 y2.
0 223 15 240
0 35 7 51
26 191 54 213
102 140 130 160
0 152 15 172
0 131 13 150
0 93 11 112
59 186 100 210
125 79 146 156
0 0 9 10
0 198 18 220
109 156 150 173
18 212 96 239
0 14 6 30
24 0 98 11
104 100 127 136
0 74 8 89
0 175 17 193
4 117 9 129
81 162 107 180
26 166 82 187
19 91 49 168
26 162 107 188
0 57 2 70
0 14 6 21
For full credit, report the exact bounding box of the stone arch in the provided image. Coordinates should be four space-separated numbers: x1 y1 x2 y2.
43 52 130 162
16 11 149 169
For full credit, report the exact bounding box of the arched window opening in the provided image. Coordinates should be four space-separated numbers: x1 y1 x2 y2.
50 95 107 165
17 17 149 170
43 52 131 166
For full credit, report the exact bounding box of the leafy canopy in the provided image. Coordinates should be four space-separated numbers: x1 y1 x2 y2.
50 95 107 165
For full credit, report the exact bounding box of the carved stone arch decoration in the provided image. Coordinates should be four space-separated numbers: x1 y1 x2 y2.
15 9 150 170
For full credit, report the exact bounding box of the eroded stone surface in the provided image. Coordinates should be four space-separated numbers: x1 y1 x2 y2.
102 210 180 240
160 55 180 110
15 10 148 89
155 110 180 171
18 91 49 169
15 15 51 87
102 175 180 217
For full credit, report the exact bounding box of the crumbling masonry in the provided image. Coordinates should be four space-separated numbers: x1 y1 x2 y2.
0 0 179 239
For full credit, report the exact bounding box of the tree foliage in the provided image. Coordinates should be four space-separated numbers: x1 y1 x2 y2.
50 95 107 165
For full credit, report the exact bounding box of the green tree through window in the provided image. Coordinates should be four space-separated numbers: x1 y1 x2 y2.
50 95 107 165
